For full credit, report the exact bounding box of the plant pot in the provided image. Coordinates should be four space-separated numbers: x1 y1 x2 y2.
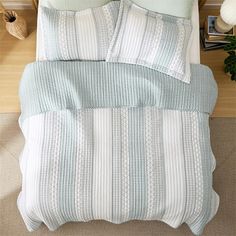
3 11 28 40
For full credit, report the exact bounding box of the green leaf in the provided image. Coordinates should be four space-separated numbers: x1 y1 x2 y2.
224 36 236 51
228 51 236 56
225 36 236 43
224 36 236 81
224 43 236 51
225 66 230 73
224 55 236 65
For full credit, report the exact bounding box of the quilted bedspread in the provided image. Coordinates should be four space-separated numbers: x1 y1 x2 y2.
18 61 219 235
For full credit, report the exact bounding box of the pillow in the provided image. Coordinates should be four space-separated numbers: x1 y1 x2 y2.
41 0 112 11
40 1 119 61
40 0 194 18
132 0 194 18
106 0 193 83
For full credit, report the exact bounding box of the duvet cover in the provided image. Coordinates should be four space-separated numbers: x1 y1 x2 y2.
18 61 219 235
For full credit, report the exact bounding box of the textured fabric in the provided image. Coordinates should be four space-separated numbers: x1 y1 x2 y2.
40 1 119 61
41 0 194 18
132 0 194 18
19 61 218 122
2 116 235 236
17 108 219 236
18 61 219 235
37 0 201 64
41 0 112 11
106 0 193 83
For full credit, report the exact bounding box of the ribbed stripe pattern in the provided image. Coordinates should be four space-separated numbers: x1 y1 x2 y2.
40 1 119 61
18 60 219 235
106 0 193 83
19 61 218 123
17 108 219 236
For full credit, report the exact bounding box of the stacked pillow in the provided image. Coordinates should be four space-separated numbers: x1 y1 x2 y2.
39 0 194 83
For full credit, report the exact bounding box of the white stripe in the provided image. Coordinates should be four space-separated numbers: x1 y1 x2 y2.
119 5 147 60
58 11 69 60
23 115 44 223
76 9 98 60
37 7 47 61
92 109 112 220
162 110 186 227
145 107 155 219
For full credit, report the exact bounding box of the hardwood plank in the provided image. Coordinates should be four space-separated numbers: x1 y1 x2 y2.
0 10 36 113
200 8 236 117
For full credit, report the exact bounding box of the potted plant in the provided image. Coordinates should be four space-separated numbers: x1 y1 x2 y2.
224 35 236 81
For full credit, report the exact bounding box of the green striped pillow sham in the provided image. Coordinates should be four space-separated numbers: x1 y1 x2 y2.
106 0 193 83
40 1 119 61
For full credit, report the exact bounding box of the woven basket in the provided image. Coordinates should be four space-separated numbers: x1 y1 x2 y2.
3 11 28 40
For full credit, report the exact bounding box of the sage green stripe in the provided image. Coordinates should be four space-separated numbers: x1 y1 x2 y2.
75 110 94 221
19 61 217 123
58 111 77 222
128 108 147 219
153 18 178 68
152 109 166 219
39 114 61 229
180 111 197 223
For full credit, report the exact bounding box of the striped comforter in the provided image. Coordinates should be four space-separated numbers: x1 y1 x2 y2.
18 61 219 235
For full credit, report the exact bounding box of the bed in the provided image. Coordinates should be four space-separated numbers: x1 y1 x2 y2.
17 1 219 235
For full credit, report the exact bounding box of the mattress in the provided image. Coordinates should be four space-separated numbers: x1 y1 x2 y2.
36 0 201 64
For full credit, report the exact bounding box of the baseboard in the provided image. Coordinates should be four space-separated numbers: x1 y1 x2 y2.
1 2 33 10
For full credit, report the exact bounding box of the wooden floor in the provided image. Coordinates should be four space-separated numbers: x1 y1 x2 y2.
0 9 235 117
200 8 236 117
0 10 36 113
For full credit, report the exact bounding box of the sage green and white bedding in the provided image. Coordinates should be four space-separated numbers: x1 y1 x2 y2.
106 0 193 83
40 1 119 61
37 0 200 64
18 61 219 236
